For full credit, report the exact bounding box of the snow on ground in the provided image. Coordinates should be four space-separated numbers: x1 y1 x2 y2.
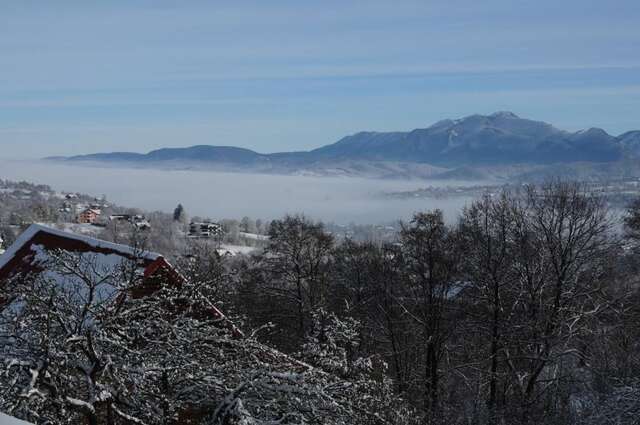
0 412 33 425
218 244 257 256
239 232 269 241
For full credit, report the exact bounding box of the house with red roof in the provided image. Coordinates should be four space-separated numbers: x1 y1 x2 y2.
0 224 230 324
77 208 101 224
0 224 170 281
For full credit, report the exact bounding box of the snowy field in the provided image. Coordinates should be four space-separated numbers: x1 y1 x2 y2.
0 160 483 224
218 244 258 256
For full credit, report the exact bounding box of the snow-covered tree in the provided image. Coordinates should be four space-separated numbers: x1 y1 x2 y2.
300 308 363 378
0 246 417 424
0 249 146 424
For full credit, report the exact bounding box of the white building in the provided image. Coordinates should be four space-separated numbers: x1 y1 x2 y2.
189 222 223 238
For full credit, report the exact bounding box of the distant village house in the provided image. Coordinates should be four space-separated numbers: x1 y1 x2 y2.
77 208 101 224
109 214 151 230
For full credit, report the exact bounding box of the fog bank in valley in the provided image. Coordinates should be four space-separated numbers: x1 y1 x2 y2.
0 160 484 224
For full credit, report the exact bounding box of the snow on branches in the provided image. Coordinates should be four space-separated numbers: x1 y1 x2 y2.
0 247 416 424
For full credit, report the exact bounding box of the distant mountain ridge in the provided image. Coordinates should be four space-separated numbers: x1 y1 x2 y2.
308 112 625 165
48 112 640 179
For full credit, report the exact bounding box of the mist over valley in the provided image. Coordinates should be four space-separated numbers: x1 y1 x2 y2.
0 159 480 224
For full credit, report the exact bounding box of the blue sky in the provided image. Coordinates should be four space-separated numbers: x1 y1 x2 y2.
1 0 639 158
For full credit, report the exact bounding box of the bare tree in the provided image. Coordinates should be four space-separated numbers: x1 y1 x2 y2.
499 182 614 423
260 215 334 345
458 192 517 423
398 210 461 417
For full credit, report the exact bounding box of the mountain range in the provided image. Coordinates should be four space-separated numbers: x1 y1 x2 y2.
48 112 640 180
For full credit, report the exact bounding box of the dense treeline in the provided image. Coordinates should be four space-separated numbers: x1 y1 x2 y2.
226 181 640 424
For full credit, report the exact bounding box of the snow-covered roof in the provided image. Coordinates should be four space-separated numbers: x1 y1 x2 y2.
0 224 160 272
0 412 33 425
0 225 236 336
